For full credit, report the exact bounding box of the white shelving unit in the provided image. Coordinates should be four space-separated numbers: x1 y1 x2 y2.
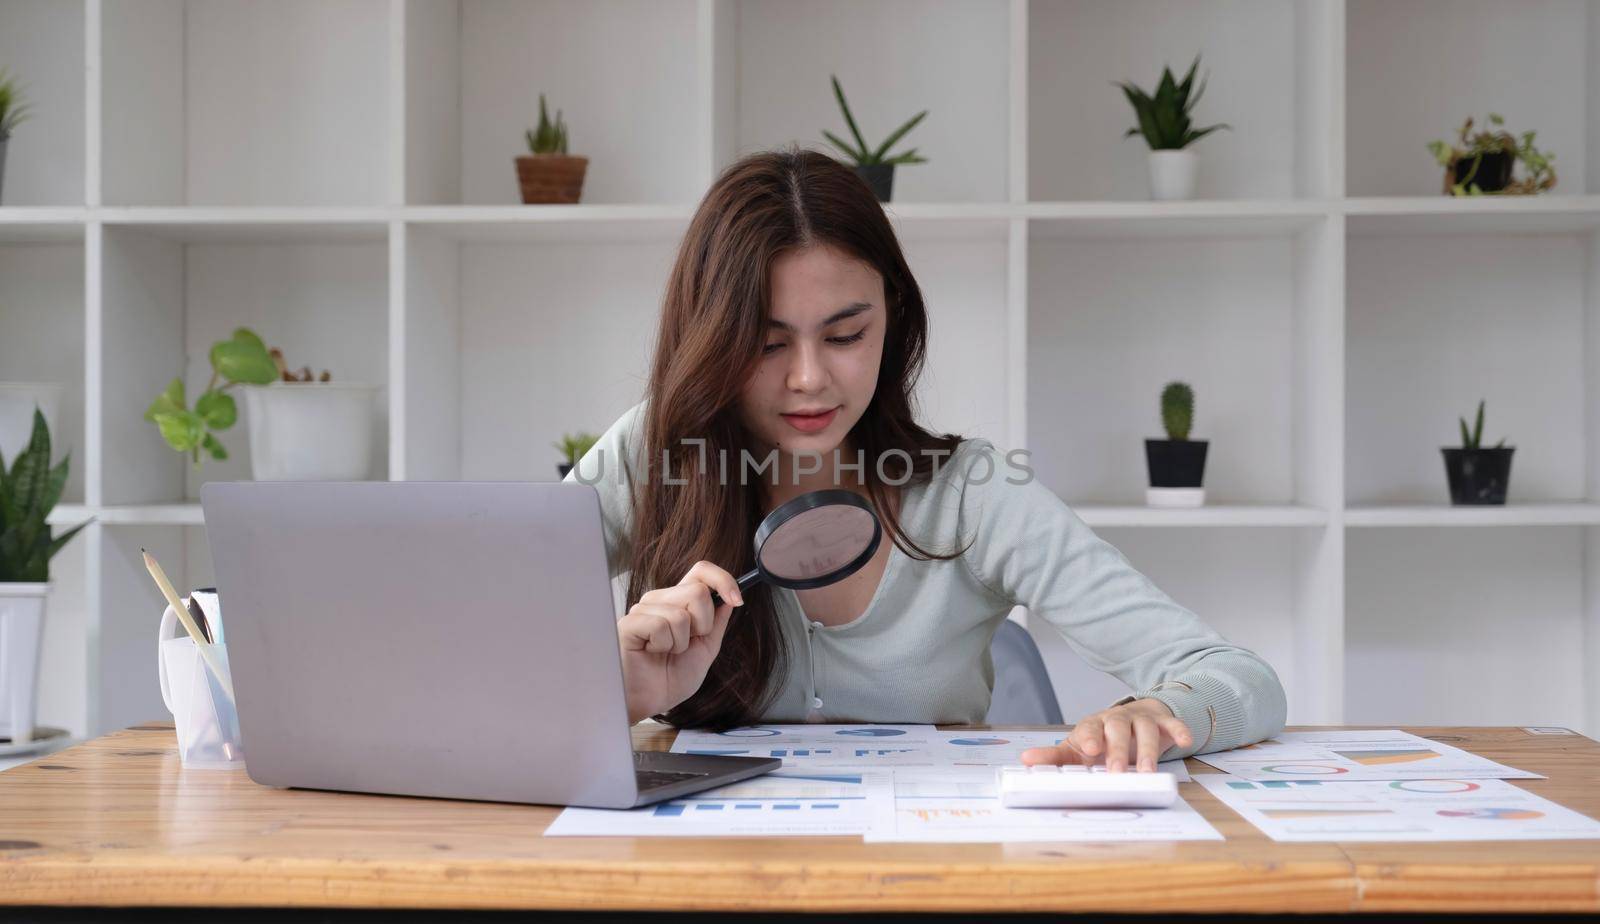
1 0 1598 740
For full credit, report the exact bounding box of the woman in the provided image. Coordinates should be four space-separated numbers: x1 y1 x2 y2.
565 147 1286 773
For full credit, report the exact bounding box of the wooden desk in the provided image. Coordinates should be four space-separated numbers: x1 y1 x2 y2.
0 724 1595 914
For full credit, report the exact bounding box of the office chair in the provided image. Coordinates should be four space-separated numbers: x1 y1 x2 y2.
986 617 1065 726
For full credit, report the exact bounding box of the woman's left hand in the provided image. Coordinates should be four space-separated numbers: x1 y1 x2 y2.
1020 698 1193 773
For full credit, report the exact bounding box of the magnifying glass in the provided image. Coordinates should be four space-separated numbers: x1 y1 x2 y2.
708 489 883 607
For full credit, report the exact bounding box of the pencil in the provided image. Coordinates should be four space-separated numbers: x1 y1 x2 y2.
142 548 236 705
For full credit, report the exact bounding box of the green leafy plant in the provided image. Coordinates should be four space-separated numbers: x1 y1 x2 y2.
144 327 280 468
554 432 600 467
822 75 928 167
0 409 89 583
1427 114 1556 196
1457 399 1507 450
1117 55 1229 151
525 94 569 155
1161 381 1194 441
0 67 31 137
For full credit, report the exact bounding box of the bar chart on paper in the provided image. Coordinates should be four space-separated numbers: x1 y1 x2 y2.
867 769 1221 844
542 770 895 838
1196 730 1542 782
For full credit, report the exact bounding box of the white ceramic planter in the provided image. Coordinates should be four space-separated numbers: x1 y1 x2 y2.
242 382 378 481
1146 487 1206 508
1147 149 1198 201
0 382 63 463
0 583 48 745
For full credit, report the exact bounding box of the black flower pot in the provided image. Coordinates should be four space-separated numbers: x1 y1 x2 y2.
1146 439 1208 487
0 133 9 205
1450 150 1513 193
1441 447 1514 505
854 164 895 202
558 462 573 479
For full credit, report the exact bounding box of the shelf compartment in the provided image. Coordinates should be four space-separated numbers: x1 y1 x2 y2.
1345 230 1592 506
0 238 86 503
405 0 702 206
1345 526 1588 730
1029 0 1336 201
1028 220 1341 510
0 0 85 206
100 0 391 206
1346 0 1600 198
725 0 1011 203
99 225 391 506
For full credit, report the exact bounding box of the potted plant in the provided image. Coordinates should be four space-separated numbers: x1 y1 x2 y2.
822 75 927 202
554 432 600 479
145 327 376 481
1117 55 1229 201
1427 114 1556 196
516 94 587 204
1145 381 1207 507
0 410 89 745
0 67 31 205
1442 400 1513 505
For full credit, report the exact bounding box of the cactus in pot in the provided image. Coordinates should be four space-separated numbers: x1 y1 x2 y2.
1145 381 1208 507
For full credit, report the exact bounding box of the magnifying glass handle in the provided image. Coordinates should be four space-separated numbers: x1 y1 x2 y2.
709 568 761 608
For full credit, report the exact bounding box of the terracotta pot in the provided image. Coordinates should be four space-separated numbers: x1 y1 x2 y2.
515 154 589 204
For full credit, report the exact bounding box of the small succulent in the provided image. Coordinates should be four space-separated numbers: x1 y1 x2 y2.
1457 400 1506 450
269 347 331 383
1117 55 1229 151
1161 382 1194 441
525 94 569 155
554 432 600 467
0 409 89 583
822 75 927 167
1426 113 1556 196
0 67 32 137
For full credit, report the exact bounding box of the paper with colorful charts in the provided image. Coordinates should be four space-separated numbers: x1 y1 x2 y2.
671 724 1189 779
1198 775 1600 842
1194 729 1543 782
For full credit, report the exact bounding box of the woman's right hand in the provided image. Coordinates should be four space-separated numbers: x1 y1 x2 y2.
617 561 744 724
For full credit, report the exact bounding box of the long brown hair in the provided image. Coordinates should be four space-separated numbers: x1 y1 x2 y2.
632 146 969 730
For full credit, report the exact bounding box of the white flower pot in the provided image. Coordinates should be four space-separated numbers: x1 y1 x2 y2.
1146 487 1206 508
0 382 63 463
0 583 48 745
1147 149 1199 201
242 382 378 481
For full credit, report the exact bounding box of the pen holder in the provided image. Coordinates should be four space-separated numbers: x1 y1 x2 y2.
158 603 245 769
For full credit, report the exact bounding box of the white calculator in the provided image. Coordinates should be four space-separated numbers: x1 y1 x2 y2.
996 764 1178 809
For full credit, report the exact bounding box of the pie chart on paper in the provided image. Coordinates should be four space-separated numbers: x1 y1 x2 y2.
948 737 1010 746
835 728 907 737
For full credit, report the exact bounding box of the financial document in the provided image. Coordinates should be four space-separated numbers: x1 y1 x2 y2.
866 767 1221 843
1194 729 1542 782
549 725 1199 840
544 768 895 837
671 724 1190 780
1197 774 1600 842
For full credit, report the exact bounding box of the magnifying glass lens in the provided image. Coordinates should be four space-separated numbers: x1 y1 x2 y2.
757 504 878 582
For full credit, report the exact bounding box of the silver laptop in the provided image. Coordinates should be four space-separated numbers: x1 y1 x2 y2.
200 481 779 809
